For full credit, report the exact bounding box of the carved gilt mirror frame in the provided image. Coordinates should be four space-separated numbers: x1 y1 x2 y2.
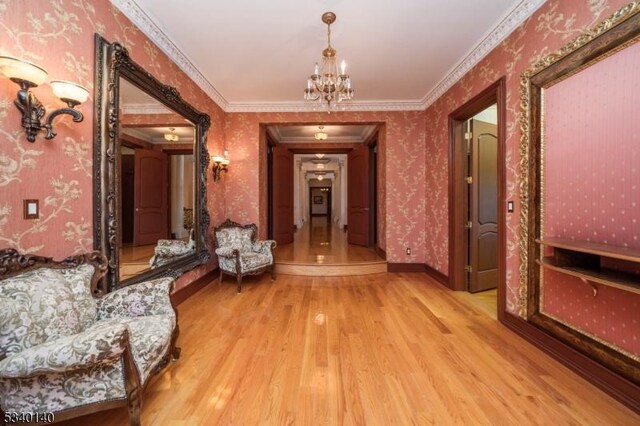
93 34 211 292
519 3 640 385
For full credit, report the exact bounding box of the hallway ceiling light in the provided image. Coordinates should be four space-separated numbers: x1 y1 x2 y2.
304 12 354 110
315 153 325 159
314 126 328 141
317 175 324 181
316 163 325 170
164 127 179 142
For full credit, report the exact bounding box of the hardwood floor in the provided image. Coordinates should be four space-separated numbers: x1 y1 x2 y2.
275 217 386 276
60 273 638 425
460 288 498 319
119 244 155 280
277 217 383 264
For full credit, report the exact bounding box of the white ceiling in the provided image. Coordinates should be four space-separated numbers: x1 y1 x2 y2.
114 0 545 111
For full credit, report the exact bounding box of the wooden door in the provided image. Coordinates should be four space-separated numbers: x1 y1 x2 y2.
133 149 168 246
468 119 498 292
347 143 370 246
272 146 294 245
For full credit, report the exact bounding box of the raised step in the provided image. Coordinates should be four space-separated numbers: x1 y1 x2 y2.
275 261 387 277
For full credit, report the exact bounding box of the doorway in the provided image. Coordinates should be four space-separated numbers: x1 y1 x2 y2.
309 186 331 222
448 78 506 320
264 123 385 272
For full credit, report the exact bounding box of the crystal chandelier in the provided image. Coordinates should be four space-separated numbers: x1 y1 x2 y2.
314 126 328 140
304 12 354 110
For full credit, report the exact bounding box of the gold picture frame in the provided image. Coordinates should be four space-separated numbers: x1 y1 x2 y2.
519 2 640 384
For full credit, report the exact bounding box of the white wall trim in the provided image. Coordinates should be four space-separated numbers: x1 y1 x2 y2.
121 103 173 115
112 0 545 113
225 100 426 113
421 0 546 108
111 0 229 110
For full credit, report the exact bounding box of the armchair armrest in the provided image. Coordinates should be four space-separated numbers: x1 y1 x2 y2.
215 247 239 258
96 277 175 320
0 323 128 378
252 240 276 258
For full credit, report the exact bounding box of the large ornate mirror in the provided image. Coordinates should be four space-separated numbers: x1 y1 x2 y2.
519 4 639 385
93 35 210 291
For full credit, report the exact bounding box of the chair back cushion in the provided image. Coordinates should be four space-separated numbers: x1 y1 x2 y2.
216 227 253 252
0 265 96 358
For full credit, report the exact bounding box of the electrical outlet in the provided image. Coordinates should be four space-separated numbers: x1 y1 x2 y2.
406 247 411 255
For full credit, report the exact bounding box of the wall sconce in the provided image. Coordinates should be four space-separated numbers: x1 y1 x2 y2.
0 56 89 142
211 155 230 181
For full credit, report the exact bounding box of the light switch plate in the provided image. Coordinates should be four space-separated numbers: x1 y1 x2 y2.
23 199 39 219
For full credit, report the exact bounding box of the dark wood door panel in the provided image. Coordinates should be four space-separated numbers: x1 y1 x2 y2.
469 119 498 293
272 146 294 245
348 144 370 246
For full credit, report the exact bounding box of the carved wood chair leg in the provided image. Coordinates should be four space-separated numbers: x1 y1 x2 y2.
172 346 181 361
237 274 242 293
270 265 276 281
127 395 141 426
219 270 224 284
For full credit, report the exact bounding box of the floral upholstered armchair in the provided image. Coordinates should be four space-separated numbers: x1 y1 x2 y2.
149 228 196 269
0 249 180 426
214 219 277 293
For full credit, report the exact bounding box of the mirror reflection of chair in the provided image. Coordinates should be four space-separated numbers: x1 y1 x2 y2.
149 229 196 269
214 219 277 293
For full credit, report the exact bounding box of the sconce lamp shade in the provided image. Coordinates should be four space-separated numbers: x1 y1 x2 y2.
0 56 48 86
220 158 230 166
50 80 89 104
212 156 225 163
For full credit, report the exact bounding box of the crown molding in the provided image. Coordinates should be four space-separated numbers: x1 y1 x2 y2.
113 0 545 113
121 103 173 115
111 0 229 110
225 100 426 113
421 0 546 108
280 136 363 144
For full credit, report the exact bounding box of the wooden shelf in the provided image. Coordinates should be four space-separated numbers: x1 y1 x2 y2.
537 257 640 295
537 238 640 263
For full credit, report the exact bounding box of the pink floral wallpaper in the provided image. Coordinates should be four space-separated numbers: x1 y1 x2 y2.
1 0 637 356
224 111 426 262
423 0 632 316
0 0 225 291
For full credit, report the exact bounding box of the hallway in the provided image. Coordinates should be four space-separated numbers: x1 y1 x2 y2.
275 217 386 276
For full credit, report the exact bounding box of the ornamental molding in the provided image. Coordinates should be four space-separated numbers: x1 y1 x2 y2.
111 0 229 110
225 100 426 113
112 0 546 113
421 0 547 108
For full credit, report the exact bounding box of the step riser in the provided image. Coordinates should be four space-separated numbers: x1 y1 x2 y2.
275 263 387 276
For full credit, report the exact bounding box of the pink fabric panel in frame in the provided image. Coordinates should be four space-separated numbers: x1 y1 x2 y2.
542 40 640 356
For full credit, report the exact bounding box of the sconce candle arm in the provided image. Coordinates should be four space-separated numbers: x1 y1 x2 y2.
14 86 84 142
0 56 87 143
43 107 84 140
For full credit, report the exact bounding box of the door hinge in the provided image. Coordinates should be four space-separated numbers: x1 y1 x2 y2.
465 221 472 229
465 176 473 184
464 132 473 140
465 265 473 273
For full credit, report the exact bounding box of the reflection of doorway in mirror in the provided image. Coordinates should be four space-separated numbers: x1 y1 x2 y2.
118 143 195 280
170 154 194 240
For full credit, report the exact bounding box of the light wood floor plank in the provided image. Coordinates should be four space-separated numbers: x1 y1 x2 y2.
59 273 639 425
